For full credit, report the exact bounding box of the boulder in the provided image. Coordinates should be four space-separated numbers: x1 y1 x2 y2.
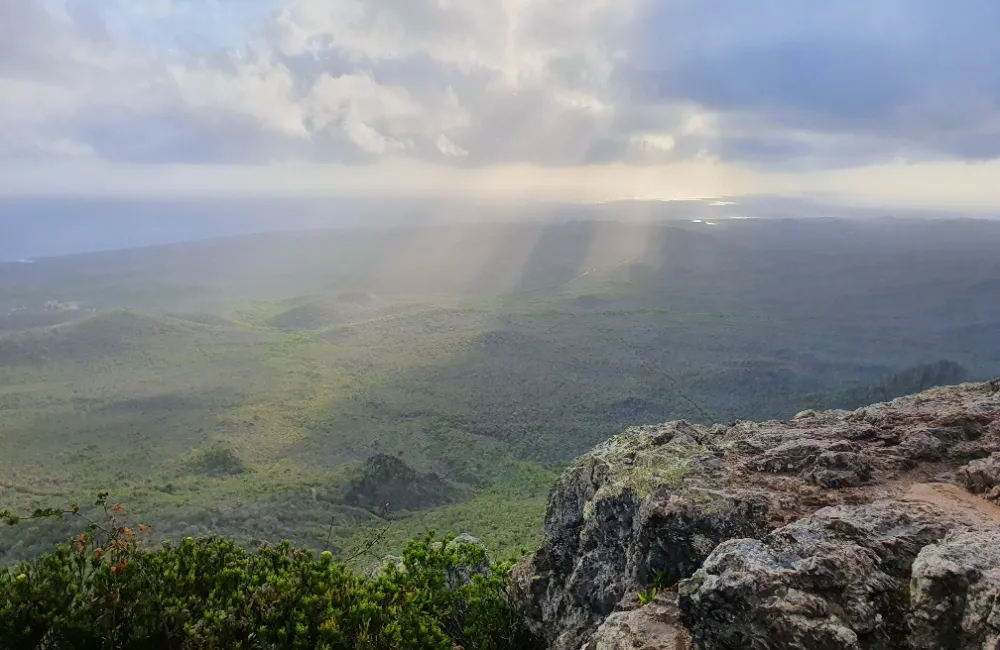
511 421 770 650
679 501 952 650
909 529 1000 649
896 429 949 461
958 454 1000 503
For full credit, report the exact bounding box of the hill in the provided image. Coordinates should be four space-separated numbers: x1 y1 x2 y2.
0 310 256 367
2 217 1000 566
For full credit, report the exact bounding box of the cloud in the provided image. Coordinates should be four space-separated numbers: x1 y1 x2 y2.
1 0 1000 199
168 55 308 137
0 0 637 166
626 0 1000 164
436 135 468 157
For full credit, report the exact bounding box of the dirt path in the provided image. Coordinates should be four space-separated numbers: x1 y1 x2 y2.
901 482 1000 526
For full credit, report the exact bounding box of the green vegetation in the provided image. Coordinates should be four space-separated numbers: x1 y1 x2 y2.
794 360 969 412
0 497 540 650
2 220 997 567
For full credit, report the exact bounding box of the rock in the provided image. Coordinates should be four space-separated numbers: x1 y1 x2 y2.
897 430 948 461
448 533 484 549
803 450 873 488
909 528 1000 649
514 380 1000 650
439 534 490 588
679 502 953 650
958 454 1000 503
582 592 691 650
511 421 770 650
364 554 405 580
931 471 958 484
744 436 874 487
750 438 857 473
948 441 1000 463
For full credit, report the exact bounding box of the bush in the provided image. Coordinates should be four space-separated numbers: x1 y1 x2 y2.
0 501 543 650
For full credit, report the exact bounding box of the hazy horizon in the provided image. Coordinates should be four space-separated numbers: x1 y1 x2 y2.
6 193 1000 261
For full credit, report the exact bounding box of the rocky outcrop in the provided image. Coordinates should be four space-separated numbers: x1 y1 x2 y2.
513 380 1000 650
511 421 771 649
909 528 1000 649
681 502 952 649
957 453 1000 503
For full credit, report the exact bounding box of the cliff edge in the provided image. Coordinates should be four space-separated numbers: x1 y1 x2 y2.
512 379 1000 650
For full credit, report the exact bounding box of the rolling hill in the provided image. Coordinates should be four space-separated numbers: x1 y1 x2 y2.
2 216 1000 564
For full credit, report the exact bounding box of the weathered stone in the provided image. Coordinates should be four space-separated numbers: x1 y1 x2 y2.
679 502 953 650
515 380 1000 650
511 421 769 650
582 593 691 650
909 528 1000 649
448 533 484 549
803 450 873 488
897 430 948 461
749 438 858 473
958 454 1000 503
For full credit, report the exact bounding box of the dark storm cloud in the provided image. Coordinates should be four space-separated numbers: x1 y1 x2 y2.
623 0 1000 163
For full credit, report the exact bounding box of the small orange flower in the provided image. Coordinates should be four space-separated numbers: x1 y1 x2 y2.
138 524 150 532
94 548 103 559
123 527 134 537
112 504 125 514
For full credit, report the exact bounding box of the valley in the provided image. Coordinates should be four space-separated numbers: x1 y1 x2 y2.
2 216 999 564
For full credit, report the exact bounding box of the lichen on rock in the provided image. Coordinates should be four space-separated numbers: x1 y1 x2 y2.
513 379 1000 650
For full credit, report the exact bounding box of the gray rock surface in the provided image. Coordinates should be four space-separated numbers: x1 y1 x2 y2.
958 453 1000 503
582 593 691 650
511 421 771 650
679 501 952 650
513 380 1000 650
909 528 1000 649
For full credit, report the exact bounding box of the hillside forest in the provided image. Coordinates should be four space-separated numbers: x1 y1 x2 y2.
2 216 999 564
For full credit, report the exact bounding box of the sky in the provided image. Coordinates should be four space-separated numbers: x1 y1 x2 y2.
3 0 1000 207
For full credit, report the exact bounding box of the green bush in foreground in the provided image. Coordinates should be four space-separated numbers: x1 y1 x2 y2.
0 501 543 650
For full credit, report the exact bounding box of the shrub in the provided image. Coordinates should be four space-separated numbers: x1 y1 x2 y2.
0 499 543 650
